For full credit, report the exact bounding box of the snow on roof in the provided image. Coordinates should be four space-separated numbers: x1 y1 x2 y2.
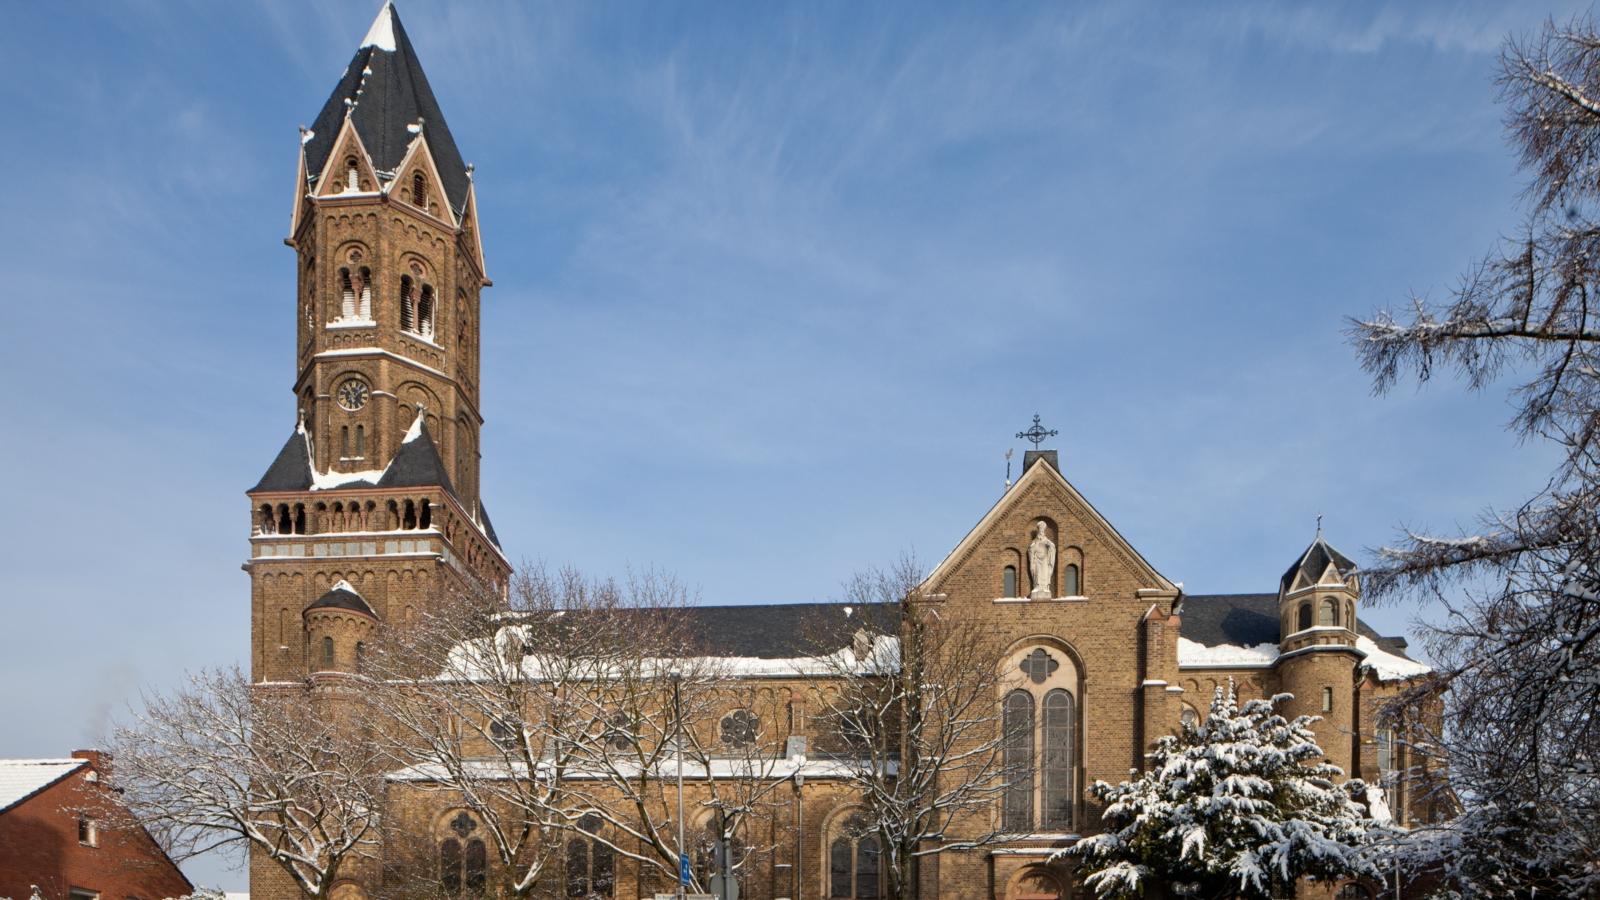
1177 637 1280 668
388 756 887 783
0 758 86 813
1357 636 1431 682
401 409 425 444
361 2 398 52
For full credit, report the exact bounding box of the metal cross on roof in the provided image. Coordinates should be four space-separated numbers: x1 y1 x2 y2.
1016 414 1058 449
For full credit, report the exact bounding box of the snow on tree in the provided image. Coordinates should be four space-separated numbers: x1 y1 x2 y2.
1062 681 1388 900
809 555 1014 900
1347 14 1600 895
110 667 384 900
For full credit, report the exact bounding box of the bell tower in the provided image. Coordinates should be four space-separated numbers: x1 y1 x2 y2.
245 1 509 684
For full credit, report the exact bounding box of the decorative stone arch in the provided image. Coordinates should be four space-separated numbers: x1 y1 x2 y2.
1060 544 1085 597
997 634 1087 833
1001 547 1023 598
819 804 881 900
1006 863 1068 900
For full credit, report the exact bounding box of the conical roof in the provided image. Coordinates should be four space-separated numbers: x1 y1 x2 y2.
302 2 471 214
305 579 376 617
1279 534 1357 594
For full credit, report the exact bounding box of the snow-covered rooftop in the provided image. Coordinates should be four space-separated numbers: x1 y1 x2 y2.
0 758 85 813
1177 637 1280 668
1356 636 1432 682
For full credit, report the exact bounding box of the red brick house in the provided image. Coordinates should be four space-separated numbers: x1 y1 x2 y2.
0 751 193 900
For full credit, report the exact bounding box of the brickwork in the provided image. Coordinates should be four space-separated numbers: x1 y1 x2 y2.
0 752 193 900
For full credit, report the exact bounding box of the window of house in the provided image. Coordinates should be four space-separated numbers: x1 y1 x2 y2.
78 815 98 846
413 171 427 209
1040 689 1075 829
1001 644 1081 834
489 719 519 751
1002 565 1018 598
355 641 366 673
418 284 436 338
720 709 760 747
828 813 880 899
1062 563 1080 597
1320 597 1338 626
1322 686 1334 713
1376 728 1395 774
345 157 359 192
322 636 335 669
692 816 747 896
400 275 416 332
1002 689 1034 831
1297 602 1312 631
1180 703 1199 730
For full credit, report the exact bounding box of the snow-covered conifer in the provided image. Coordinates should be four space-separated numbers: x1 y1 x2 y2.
1063 681 1388 900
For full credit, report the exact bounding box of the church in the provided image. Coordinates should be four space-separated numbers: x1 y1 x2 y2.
244 6 1434 899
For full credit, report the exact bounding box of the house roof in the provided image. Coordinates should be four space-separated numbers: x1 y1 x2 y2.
302 2 472 214
674 602 899 659
0 758 85 814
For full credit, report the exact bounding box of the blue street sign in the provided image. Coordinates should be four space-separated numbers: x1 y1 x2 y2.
680 852 691 886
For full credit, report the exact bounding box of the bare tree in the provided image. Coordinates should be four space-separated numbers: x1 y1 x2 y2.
810 556 1011 900
111 667 384 899
1348 15 1600 894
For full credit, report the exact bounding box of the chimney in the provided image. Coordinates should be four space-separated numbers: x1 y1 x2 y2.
71 749 111 780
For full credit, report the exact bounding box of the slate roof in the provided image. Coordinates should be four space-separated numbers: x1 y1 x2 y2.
1280 535 1357 594
303 2 472 215
378 418 456 493
1180 593 1413 658
0 758 85 814
306 581 376 617
675 602 899 659
250 429 315 493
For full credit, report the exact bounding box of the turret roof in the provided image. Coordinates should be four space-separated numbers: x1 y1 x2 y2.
305 579 376 617
1279 534 1357 594
302 2 472 214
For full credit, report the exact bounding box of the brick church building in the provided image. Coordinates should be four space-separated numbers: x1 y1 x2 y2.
244 5 1434 898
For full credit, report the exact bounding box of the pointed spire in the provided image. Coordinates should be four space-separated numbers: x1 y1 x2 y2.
1279 530 1356 595
302 2 471 214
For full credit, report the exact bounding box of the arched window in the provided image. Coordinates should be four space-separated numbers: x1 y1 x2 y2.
828 813 880 899
565 815 614 898
339 268 356 319
355 641 366 673
278 504 293 535
1062 563 1080 597
1002 565 1018 599
294 504 305 534
720 709 759 747
439 812 488 897
419 284 436 338
419 498 432 529
413 171 427 209
400 275 416 332
345 157 359 192
354 425 365 459
357 266 372 319
341 426 350 459
1297 602 1313 631
1322 686 1334 712
1320 597 1338 626
322 636 334 669
1041 689 1074 829
692 816 746 896
1002 690 1034 831
259 504 275 534
1180 702 1199 730
403 499 417 530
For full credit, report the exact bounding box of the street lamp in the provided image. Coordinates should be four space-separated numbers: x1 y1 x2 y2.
671 669 685 900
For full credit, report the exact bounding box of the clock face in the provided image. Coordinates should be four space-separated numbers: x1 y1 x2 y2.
336 379 370 411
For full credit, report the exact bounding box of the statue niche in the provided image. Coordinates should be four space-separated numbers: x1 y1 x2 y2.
1028 519 1057 600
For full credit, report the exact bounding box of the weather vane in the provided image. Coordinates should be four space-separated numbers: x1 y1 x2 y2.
1016 414 1058 449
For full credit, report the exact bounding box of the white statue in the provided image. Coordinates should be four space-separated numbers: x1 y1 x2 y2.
1028 519 1056 599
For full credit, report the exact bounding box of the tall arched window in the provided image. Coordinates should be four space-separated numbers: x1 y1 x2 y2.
322 636 334 669
1041 689 1075 829
356 266 372 319
400 275 416 332
439 811 488 897
692 816 747 896
827 813 880 899
1297 602 1313 631
1002 565 1018 599
1002 690 1034 831
341 426 350 459
355 641 366 673
413 171 427 209
345 157 359 192
565 815 614 898
354 425 365 459
339 268 356 319
419 284 436 338
1062 563 1080 597
1319 597 1338 626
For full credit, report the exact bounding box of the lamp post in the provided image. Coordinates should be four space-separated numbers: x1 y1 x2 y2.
671 669 685 900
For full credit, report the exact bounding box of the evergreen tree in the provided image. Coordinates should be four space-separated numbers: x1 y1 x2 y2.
1063 681 1388 900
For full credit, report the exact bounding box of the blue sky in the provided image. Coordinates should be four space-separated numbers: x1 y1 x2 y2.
0 0 1582 888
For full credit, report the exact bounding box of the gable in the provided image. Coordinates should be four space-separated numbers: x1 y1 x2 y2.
924 457 1177 601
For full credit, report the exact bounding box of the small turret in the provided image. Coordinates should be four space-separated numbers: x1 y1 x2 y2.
304 580 378 676
1275 531 1362 775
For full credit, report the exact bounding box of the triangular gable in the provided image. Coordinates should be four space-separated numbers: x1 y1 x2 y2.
923 457 1178 595
391 132 459 227
290 141 310 237
313 117 382 198
460 181 488 282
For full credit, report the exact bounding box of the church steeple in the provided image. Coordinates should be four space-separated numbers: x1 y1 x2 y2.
248 2 506 684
